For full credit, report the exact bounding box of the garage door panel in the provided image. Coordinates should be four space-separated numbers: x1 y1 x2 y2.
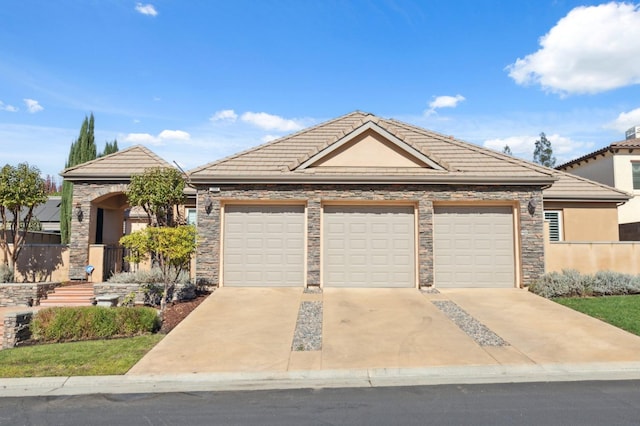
434 205 514 288
323 205 415 288
224 204 304 287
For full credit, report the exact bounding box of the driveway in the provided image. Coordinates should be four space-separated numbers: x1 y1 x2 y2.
127 287 640 375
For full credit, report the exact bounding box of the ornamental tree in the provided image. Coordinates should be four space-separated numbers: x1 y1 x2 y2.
0 163 48 274
120 225 197 312
127 167 186 227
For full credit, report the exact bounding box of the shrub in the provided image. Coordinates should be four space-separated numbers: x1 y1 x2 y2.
0 263 14 283
31 306 160 343
530 270 640 298
108 267 190 285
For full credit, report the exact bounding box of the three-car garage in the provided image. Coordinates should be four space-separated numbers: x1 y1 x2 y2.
221 203 517 288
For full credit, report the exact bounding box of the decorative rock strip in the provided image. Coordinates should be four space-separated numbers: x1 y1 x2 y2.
291 301 322 351
432 300 508 347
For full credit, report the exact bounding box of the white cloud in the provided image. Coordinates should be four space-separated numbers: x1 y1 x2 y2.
123 132 159 145
261 134 280 143
124 129 191 146
23 99 43 113
241 111 304 132
607 108 640 133
425 95 465 115
483 133 590 164
507 3 640 95
210 109 238 122
0 101 18 112
158 129 190 141
135 3 158 16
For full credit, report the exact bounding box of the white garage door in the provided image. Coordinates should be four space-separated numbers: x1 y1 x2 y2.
223 205 305 287
434 205 515 288
323 205 415 287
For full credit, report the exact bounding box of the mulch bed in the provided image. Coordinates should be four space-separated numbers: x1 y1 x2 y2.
160 291 211 334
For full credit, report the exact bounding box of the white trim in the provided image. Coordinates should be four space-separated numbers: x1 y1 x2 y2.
296 121 445 171
544 210 563 242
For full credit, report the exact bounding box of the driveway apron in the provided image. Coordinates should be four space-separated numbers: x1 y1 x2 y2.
127 288 302 375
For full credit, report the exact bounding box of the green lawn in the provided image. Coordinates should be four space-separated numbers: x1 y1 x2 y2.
0 334 163 378
554 295 640 336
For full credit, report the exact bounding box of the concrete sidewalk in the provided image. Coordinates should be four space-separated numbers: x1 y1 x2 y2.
3 362 640 397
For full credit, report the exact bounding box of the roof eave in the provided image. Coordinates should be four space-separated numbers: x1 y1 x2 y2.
543 195 630 203
189 175 556 186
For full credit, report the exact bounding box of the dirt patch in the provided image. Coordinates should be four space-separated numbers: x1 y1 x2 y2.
160 291 211 334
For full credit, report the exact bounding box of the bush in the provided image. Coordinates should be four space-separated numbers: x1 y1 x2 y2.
0 263 14 283
31 306 160 343
108 267 191 285
530 270 640 298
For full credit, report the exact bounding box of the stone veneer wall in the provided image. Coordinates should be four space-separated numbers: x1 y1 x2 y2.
0 283 58 307
3 311 34 349
94 282 196 305
195 184 545 288
68 182 129 280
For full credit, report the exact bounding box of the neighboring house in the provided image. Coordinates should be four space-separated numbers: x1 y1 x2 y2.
61 111 627 288
557 126 640 240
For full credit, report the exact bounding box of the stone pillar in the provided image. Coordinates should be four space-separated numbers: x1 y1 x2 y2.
306 198 321 286
3 311 34 349
519 189 545 287
68 184 93 280
418 198 434 287
195 190 220 286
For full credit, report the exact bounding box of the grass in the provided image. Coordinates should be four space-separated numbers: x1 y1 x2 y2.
0 334 163 378
554 294 640 336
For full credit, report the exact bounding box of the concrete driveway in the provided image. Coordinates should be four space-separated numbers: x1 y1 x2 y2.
127 287 640 375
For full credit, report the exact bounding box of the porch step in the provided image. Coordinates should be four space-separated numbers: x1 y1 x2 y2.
39 284 95 307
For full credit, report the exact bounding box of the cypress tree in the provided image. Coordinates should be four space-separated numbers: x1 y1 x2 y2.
60 114 98 244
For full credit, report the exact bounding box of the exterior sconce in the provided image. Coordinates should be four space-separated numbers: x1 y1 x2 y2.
527 198 538 216
204 196 213 215
75 203 84 222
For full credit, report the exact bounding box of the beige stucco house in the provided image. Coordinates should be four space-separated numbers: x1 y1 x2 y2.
61 111 628 288
557 127 640 240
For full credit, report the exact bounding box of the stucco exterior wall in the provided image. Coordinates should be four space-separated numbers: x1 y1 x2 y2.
613 154 640 224
544 202 620 241
546 241 640 274
563 155 615 187
195 184 545 288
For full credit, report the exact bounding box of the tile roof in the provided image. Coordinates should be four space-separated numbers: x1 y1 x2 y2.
189 111 556 185
60 145 173 181
557 138 640 169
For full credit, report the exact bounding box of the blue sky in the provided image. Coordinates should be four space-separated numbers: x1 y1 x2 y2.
1 1 640 179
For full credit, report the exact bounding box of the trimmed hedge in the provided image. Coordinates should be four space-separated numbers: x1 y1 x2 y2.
530 269 640 298
31 306 161 343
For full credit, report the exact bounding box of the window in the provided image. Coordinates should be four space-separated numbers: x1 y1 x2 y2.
544 210 563 242
186 208 197 225
633 163 640 190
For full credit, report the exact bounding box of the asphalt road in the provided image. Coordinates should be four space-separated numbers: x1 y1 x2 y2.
2 380 640 425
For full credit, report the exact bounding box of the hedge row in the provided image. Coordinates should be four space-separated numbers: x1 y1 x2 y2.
31 306 161 343
529 270 640 299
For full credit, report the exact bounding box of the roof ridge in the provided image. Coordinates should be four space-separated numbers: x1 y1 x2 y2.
189 110 371 175
387 118 555 178
60 145 170 175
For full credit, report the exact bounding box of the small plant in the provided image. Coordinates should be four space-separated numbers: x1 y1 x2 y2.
0 263 13 283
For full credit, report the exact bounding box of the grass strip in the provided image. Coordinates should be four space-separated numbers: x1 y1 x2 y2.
0 334 163 378
554 295 640 336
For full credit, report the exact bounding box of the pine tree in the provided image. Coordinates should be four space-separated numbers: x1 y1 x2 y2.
502 145 513 156
60 114 98 244
99 139 119 157
533 132 556 167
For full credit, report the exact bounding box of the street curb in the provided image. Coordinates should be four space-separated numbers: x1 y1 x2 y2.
2 362 640 397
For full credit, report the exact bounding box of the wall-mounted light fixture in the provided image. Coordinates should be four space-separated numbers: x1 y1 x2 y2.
74 203 84 222
204 195 213 215
527 197 538 216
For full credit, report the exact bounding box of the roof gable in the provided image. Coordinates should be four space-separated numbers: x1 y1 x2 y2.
296 121 445 170
61 145 173 181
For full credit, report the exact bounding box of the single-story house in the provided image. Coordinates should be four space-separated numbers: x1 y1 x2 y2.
61 111 629 288
556 126 640 240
